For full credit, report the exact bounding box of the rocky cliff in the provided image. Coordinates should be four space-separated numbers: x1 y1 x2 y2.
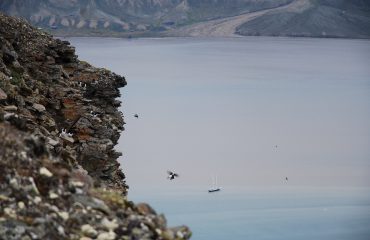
0 12 191 240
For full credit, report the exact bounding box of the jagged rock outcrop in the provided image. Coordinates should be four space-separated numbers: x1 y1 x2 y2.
0 12 191 240
0 11 127 193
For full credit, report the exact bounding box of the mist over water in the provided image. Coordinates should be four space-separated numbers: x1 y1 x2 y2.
70 37 370 188
70 37 370 240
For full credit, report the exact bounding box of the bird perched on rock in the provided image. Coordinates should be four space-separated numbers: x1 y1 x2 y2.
134 114 139 119
59 128 66 137
90 111 99 118
167 171 179 180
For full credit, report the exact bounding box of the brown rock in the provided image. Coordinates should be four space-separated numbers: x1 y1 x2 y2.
59 134 74 143
136 203 157 215
4 105 17 111
0 88 7 100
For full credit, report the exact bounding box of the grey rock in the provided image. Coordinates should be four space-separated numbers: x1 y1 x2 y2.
47 137 59 146
3 47 18 64
97 231 116 240
81 224 98 238
72 195 111 215
0 87 7 100
4 105 17 111
170 226 192 239
32 103 46 112
60 134 74 143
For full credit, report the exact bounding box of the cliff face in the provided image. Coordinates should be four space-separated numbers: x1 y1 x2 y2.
0 10 128 193
0 13 191 240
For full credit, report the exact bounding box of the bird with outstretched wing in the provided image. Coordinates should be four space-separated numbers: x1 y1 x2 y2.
167 171 179 180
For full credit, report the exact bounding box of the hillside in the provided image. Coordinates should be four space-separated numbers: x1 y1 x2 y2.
0 0 369 38
0 12 191 240
0 0 292 37
236 0 370 38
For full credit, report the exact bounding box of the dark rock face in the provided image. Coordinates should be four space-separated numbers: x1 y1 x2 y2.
0 13 191 239
0 124 191 239
0 12 127 193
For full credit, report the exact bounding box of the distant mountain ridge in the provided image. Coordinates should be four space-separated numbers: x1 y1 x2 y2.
236 0 370 38
0 0 290 35
1 0 369 38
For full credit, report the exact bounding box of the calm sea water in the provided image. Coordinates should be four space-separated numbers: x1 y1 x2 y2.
69 37 370 239
128 186 370 240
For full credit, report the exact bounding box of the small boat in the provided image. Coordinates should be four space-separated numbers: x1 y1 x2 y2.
208 188 221 193
208 175 221 193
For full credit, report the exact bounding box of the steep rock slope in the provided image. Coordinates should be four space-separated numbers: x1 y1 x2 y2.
0 11 127 193
236 0 370 38
0 0 291 36
0 13 191 240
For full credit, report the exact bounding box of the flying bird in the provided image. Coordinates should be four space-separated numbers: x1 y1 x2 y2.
167 171 179 180
134 114 139 119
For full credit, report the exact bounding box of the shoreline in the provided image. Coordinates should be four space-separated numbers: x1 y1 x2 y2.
55 33 370 41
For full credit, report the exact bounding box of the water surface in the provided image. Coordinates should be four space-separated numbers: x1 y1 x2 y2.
70 37 370 239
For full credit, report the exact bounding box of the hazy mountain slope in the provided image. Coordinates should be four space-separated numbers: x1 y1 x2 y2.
0 0 293 36
167 0 304 37
236 0 370 38
0 0 369 38
183 0 293 21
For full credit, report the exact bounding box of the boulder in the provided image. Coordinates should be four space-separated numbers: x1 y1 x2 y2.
4 105 17 111
0 88 7 100
32 103 46 112
136 203 157 215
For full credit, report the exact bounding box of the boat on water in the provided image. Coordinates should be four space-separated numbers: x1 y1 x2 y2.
208 175 221 193
208 188 221 193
